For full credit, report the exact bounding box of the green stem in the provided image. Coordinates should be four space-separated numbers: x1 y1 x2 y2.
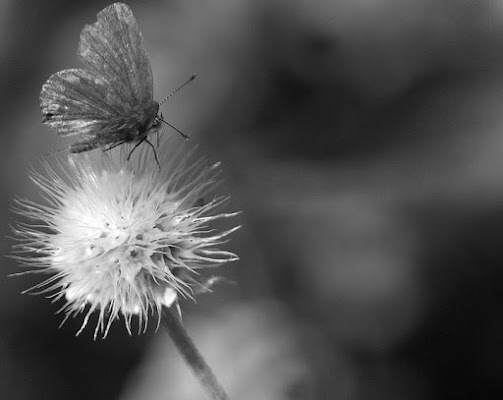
162 306 230 400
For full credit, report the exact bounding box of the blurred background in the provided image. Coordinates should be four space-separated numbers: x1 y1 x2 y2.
3 0 503 398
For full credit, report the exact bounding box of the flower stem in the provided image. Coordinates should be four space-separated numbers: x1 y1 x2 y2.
162 306 230 400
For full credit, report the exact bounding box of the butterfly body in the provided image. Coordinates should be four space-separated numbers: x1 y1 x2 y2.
40 3 159 153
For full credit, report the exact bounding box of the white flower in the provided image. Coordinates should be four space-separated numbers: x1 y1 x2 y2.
12 139 240 338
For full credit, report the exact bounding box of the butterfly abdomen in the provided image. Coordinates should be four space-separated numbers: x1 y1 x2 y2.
69 140 102 153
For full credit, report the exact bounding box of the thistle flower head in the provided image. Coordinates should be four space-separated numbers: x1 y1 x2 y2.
12 140 239 338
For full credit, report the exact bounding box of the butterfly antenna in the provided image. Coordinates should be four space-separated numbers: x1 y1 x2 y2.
159 74 196 105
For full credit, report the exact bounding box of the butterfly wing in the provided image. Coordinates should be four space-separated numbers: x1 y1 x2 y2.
40 3 154 138
40 68 124 136
78 2 153 110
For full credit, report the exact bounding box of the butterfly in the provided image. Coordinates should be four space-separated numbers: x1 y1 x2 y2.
40 2 193 159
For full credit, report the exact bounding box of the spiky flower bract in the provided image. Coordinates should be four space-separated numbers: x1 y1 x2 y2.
12 138 240 338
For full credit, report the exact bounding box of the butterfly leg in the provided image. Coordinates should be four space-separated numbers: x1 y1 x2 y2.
127 138 145 160
143 138 160 167
126 138 160 167
102 140 128 152
159 116 190 140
